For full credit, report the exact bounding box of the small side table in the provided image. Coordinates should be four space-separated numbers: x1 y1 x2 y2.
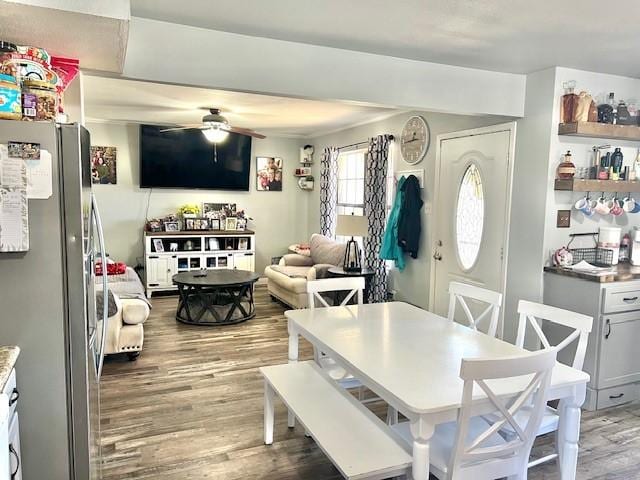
327 266 375 304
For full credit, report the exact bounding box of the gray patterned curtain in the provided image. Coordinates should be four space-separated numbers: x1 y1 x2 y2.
364 135 391 303
320 147 339 237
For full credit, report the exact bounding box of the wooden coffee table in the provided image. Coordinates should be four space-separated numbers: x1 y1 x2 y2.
173 270 260 326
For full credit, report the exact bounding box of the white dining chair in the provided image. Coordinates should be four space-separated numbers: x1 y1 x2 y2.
306 277 366 393
448 281 503 338
391 348 557 479
502 300 593 469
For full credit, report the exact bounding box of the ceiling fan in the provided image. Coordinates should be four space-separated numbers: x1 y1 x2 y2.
160 108 266 143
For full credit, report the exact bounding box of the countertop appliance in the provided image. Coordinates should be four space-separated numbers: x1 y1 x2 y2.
631 226 640 266
0 121 108 480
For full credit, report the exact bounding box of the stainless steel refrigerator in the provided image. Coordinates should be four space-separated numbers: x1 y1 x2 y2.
0 121 108 480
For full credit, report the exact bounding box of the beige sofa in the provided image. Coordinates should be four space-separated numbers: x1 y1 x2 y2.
105 294 150 360
265 234 346 308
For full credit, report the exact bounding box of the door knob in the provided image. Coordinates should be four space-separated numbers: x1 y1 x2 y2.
433 252 442 261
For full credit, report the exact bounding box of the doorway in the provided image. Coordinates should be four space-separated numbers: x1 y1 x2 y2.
429 123 516 337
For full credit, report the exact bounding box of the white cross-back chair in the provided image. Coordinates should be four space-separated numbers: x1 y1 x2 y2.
501 300 592 470
448 282 503 338
306 277 366 393
392 348 557 479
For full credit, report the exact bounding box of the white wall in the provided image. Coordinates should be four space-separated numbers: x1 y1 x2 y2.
308 111 510 310
123 17 526 118
87 122 308 273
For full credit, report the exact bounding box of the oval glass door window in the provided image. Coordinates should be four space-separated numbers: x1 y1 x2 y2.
455 164 484 270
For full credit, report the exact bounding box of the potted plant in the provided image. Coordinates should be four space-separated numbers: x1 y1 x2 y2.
178 204 200 218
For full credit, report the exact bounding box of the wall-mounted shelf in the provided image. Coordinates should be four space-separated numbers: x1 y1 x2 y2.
558 122 640 141
555 178 640 193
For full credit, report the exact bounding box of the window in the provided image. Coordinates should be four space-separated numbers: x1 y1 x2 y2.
455 163 484 270
336 148 366 243
336 148 366 217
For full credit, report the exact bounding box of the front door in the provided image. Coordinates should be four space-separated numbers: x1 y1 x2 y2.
430 123 515 337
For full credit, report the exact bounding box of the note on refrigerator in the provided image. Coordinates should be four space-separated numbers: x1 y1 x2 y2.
0 187 29 252
0 144 25 188
0 144 29 252
25 149 52 199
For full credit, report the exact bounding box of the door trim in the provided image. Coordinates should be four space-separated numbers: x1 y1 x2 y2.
428 122 517 339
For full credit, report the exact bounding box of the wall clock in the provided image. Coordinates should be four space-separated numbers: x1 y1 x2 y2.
400 115 430 165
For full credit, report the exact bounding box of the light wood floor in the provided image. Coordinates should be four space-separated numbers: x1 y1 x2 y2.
101 287 640 479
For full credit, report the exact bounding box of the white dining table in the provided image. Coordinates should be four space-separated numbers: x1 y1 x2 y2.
285 301 590 480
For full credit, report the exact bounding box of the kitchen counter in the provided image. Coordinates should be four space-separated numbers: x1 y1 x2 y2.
544 262 640 283
0 346 19 390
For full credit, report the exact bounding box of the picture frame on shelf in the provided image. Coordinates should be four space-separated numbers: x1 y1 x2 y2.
203 202 237 218
238 238 249 250
164 221 179 232
225 217 238 231
236 218 247 231
184 217 210 231
152 239 164 252
209 218 221 231
208 238 220 250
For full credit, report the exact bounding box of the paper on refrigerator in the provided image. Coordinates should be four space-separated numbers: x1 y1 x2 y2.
0 144 29 252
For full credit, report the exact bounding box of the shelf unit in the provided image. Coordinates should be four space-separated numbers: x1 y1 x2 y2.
144 230 256 297
558 122 640 141
554 178 640 193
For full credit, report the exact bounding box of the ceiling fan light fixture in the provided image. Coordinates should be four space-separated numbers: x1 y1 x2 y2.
202 126 229 143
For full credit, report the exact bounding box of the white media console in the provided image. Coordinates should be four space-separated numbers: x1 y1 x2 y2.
144 230 256 297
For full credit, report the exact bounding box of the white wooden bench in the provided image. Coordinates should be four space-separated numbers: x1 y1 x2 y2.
260 361 412 480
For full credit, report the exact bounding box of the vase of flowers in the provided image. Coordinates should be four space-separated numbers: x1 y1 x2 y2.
178 204 200 218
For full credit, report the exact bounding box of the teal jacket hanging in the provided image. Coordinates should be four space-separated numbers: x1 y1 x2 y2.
379 176 406 270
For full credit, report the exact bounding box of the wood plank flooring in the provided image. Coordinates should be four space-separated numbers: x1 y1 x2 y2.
101 287 640 479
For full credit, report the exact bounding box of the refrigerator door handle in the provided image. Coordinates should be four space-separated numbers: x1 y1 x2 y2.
92 194 109 380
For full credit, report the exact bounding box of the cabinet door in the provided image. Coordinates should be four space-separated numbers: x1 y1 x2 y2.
598 312 640 389
234 252 255 272
147 256 176 287
8 414 21 480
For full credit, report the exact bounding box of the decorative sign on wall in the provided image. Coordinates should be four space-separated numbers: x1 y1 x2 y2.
91 146 117 184
256 156 283 191
0 144 29 252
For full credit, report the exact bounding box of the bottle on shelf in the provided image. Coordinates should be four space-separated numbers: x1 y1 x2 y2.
611 148 624 180
560 81 578 123
598 92 616 124
557 150 576 179
598 151 611 180
617 101 632 125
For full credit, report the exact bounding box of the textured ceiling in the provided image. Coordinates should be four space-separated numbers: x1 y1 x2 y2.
131 0 640 77
83 76 400 137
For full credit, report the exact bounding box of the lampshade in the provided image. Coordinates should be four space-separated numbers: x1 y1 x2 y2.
336 214 368 237
202 126 229 143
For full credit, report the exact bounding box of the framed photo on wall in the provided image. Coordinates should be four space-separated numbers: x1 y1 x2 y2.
90 146 117 184
256 156 283 191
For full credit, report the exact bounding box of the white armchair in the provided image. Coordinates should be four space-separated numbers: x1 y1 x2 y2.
105 294 150 360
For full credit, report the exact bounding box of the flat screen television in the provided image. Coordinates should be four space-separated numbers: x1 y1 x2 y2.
139 124 252 190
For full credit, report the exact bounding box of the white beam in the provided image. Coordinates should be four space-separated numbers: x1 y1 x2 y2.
124 17 525 117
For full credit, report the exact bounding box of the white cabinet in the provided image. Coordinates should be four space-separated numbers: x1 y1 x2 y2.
145 231 256 296
0 369 20 480
544 273 640 410
233 252 255 272
146 255 177 290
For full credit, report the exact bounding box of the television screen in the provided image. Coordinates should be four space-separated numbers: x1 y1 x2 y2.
139 124 252 190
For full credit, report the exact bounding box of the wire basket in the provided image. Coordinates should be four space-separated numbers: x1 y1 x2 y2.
567 233 614 267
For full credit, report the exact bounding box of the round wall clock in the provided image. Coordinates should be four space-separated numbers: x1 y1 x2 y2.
400 115 430 165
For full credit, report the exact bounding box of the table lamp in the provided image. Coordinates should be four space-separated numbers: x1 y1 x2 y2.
336 214 368 272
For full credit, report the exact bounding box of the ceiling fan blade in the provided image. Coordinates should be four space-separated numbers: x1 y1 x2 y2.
224 125 266 139
159 125 203 133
